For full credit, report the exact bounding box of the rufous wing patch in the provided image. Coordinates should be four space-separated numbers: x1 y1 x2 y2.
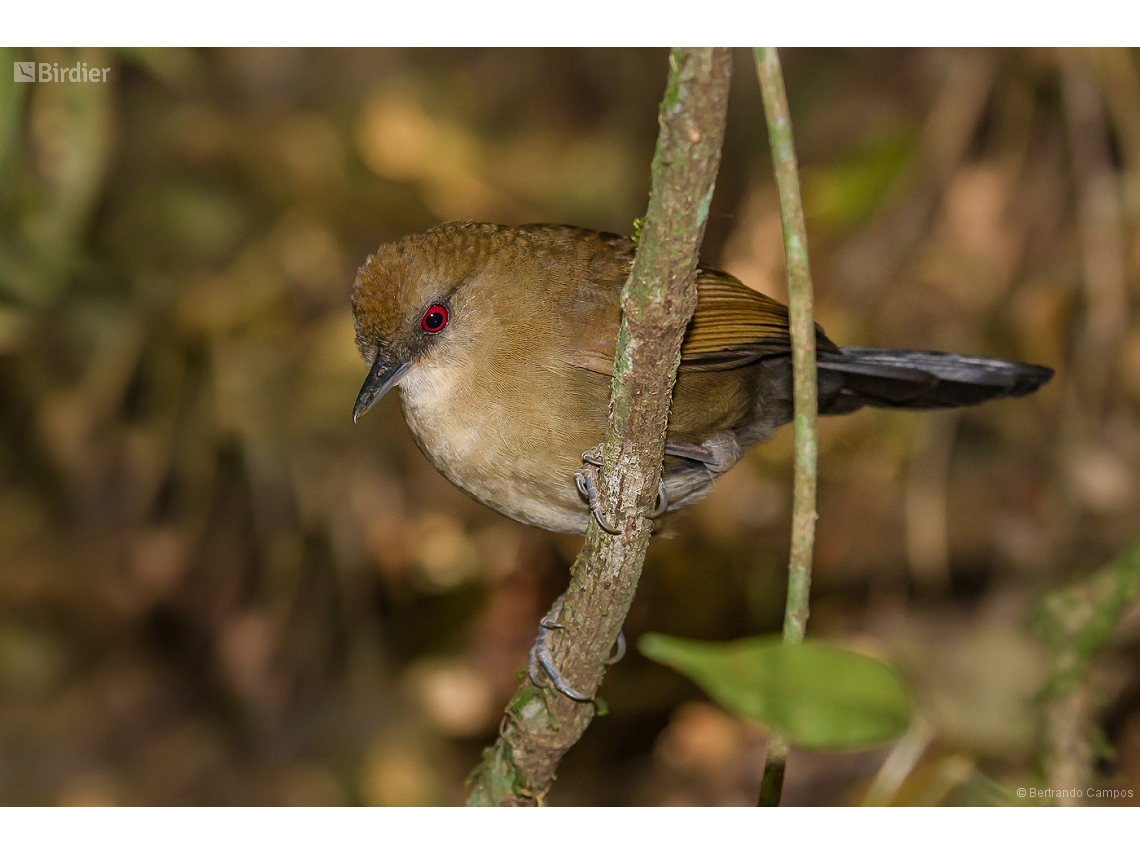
566 269 837 376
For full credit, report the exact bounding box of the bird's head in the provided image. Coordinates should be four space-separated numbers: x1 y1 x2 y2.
350 221 507 422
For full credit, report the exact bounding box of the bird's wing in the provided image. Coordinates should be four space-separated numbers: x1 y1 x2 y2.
566 268 837 375
682 271 797 370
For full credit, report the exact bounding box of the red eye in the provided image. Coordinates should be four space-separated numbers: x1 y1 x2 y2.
421 304 449 334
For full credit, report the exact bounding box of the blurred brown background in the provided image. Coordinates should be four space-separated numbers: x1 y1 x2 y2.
0 47 1138 806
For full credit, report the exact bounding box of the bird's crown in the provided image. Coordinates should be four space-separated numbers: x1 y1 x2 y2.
350 221 508 363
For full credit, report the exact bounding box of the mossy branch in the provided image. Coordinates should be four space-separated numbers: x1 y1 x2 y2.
753 46 819 807
466 48 734 806
1035 536 1140 804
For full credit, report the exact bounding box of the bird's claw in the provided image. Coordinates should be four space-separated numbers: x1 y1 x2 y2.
528 595 592 701
575 468 621 534
606 630 627 665
527 595 628 701
576 450 668 533
646 479 669 519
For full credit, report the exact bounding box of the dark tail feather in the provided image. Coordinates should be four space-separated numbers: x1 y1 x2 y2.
818 347 1054 414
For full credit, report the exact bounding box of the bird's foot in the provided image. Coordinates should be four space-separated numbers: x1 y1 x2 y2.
527 594 626 702
576 448 668 534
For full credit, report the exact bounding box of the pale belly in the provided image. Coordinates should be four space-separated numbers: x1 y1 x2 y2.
396 364 600 534
393 358 736 534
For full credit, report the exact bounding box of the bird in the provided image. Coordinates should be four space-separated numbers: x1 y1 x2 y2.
351 220 1053 700
351 220 1053 535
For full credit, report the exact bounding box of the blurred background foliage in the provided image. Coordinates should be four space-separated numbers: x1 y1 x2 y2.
0 46 1138 806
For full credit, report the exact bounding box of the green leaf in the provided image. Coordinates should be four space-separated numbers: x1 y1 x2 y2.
639 633 912 750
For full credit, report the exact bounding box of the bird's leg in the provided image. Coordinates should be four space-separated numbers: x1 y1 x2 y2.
664 436 742 473
527 593 626 701
577 447 668 531
574 467 620 535
528 594 591 701
531 445 661 701
527 594 589 701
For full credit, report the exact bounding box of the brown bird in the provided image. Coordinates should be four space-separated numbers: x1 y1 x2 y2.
352 220 1053 700
351 221 1053 537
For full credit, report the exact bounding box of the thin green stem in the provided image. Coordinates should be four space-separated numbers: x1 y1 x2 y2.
757 731 789 806
754 45 819 806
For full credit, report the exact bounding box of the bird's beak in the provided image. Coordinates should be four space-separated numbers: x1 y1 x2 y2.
353 356 412 423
